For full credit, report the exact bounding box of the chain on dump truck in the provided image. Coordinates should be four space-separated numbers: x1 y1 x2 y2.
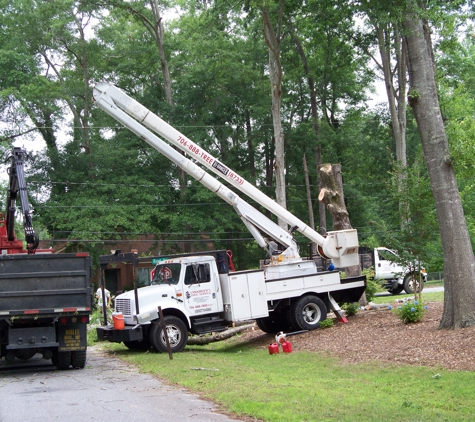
93 83 366 353
0 148 92 369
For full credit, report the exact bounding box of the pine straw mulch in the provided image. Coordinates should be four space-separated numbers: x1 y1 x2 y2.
236 301 475 372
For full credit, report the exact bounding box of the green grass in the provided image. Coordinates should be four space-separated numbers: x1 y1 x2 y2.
372 291 444 305
97 325 475 422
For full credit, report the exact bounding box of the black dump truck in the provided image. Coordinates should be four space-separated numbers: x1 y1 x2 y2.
0 253 92 369
0 148 92 369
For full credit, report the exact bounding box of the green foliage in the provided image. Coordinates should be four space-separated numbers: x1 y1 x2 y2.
361 267 384 302
341 302 359 317
319 318 334 328
392 300 426 324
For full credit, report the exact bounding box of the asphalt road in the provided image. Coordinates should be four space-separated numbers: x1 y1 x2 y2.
0 346 240 422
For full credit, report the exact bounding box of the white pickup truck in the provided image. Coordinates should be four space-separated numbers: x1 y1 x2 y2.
368 247 427 295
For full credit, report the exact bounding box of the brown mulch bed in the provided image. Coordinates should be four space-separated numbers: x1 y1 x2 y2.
237 302 475 371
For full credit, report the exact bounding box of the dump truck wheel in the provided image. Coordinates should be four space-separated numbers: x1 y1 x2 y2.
71 350 87 369
289 295 327 331
53 351 71 370
16 349 37 361
150 316 188 353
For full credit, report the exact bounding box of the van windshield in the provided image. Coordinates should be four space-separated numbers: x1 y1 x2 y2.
151 263 181 285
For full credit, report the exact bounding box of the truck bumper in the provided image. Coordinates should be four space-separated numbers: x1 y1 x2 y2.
96 324 144 343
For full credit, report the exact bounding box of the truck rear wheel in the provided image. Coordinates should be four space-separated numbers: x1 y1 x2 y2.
71 350 87 369
403 274 423 294
389 285 404 295
289 295 327 331
16 349 37 361
256 313 292 334
150 316 188 353
52 351 71 370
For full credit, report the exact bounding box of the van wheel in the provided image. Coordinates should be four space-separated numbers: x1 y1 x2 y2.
150 316 188 353
289 295 327 331
403 274 423 294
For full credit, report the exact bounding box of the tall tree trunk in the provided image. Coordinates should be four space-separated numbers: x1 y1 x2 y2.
245 108 256 182
376 25 407 166
403 16 475 329
290 26 326 236
303 154 316 256
262 1 287 229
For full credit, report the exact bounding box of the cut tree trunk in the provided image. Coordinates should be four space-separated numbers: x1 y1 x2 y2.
318 164 363 287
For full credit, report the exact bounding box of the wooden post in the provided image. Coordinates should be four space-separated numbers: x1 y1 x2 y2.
158 306 173 360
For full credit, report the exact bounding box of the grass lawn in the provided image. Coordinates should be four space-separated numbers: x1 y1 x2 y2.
95 300 474 422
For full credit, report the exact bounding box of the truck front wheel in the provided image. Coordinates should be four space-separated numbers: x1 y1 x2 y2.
150 316 188 353
403 274 423 294
289 295 327 331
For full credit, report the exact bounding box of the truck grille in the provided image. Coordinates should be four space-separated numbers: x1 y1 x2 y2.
115 298 131 316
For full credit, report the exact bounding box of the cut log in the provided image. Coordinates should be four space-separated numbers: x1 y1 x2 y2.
187 323 256 345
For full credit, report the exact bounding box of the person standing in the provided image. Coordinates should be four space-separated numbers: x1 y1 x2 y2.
96 286 111 309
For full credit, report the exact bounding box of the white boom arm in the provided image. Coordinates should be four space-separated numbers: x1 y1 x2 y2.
93 82 359 267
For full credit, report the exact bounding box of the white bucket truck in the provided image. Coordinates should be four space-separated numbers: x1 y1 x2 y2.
94 83 366 353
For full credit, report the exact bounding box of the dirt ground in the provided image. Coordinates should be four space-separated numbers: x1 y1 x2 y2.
237 301 475 371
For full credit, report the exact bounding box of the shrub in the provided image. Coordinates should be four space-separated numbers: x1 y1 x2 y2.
392 301 425 323
319 318 334 328
341 302 359 317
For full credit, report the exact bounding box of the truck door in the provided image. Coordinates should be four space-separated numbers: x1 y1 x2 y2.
376 249 399 279
183 263 220 316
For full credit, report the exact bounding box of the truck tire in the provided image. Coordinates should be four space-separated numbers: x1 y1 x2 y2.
389 285 404 295
150 316 188 353
124 339 152 351
403 274 423 294
71 350 87 369
256 313 292 334
52 351 71 370
16 349 37 361
289 295 327 331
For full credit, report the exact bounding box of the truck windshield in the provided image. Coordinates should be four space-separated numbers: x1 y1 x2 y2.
151 263 181 285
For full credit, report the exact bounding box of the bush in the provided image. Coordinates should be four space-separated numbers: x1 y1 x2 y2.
319 318 334 328
341 302 359 317
392 301 425 323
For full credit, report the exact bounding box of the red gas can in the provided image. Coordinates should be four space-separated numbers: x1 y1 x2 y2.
268 342 279 355
282 341 292 353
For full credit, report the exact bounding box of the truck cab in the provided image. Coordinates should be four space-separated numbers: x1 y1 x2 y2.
116 255 224 327
373 247 427 294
